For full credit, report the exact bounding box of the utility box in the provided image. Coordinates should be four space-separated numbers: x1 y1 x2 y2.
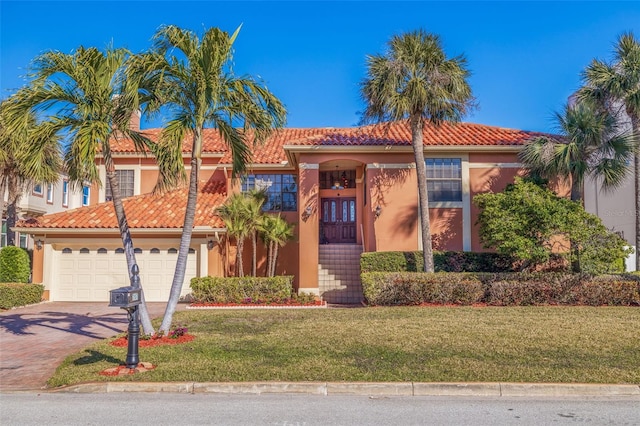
109 286 141 309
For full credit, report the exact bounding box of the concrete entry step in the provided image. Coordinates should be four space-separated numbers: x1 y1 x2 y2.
318 244 364 304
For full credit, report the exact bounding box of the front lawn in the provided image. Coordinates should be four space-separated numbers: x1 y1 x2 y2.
48 307 640 387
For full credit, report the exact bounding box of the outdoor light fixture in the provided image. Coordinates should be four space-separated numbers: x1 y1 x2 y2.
302 205 313 222
35 239 43 250
375 205 382 218
207 240 215 250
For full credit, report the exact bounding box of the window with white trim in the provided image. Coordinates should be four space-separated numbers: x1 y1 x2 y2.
426 158 462 202
19 233 28 249
241 174 297 211
105 170 135 201
33 184 43 196
62 180 69 207
46 184 54 204
1 220 6 247
82 185 90 206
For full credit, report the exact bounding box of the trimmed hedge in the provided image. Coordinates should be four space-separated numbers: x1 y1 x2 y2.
360 251 514 273
0 283 44 309
361 272 640 306
190 276 294 303
0 246 31 283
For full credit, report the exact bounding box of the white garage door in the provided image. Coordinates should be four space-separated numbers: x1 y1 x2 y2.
50 247 197 302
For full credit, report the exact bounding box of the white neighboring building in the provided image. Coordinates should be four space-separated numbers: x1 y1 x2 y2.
2 176 87 249
582 106 636 271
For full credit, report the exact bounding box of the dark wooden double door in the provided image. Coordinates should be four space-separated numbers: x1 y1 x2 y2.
321 197 356 244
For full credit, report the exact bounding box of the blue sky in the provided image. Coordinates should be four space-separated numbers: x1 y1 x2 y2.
1 1 639 133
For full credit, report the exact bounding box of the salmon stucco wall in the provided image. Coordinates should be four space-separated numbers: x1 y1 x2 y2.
367 164 419 252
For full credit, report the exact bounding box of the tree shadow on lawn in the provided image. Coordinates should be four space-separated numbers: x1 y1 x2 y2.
74 349 123 366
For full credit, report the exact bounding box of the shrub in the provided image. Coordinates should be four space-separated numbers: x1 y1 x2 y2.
362 272 640 307
190 276 294 303
360 251 513 273
362 272 484 306
0 283 44 309
0 246 31 283
569 276 640 306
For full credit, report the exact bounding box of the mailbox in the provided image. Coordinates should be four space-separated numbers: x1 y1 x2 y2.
109 286 141 309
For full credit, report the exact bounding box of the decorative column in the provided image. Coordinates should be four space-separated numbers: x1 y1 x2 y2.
298 162 320 296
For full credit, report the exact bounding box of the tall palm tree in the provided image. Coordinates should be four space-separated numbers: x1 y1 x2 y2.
360 30 474 272
260 214 295 277
0 98 61 246
520 101 633 202
3 47 156 334
129 25 286 333
578 32 640 268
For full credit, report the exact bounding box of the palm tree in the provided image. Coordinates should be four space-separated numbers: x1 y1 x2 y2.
129 25 286 333
260 214 295 277
360 30 474 272
3 47 156 334
520 101 634 272
216 193 252 277
0 97 61 246
246 189 267 277
520 101 633 202
578 31 640 268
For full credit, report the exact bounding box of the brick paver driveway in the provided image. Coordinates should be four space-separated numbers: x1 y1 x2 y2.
0 302 183 391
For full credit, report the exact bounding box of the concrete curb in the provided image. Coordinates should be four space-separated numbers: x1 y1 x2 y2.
50 381 640 397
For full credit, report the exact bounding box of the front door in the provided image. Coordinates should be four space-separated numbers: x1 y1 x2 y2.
321 197 356 244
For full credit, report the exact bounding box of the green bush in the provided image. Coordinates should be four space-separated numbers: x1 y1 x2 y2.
361 272 484 306
360 251 513 273
0 283 44 309
362 272 640 307
569 276 640 306
0 246 31 283
190 276 294 303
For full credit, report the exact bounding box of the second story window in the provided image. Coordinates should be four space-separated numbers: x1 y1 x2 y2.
426 158 462 202
46 184 54 204
82 185 90 206
241 174 297 211
33 183 43 196
105 170 135 201
62 180 69 207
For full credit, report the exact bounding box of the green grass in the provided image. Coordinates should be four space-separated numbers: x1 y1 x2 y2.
47 307 640 388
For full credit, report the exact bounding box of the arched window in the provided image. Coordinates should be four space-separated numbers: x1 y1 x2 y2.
168 248 178 254
134 248 142 254
115 248 124 254
97 248 107 254
62 248 72 254
188 248 195 254
150 248 160 254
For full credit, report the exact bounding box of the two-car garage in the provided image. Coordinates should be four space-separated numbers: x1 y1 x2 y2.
47 246 198 302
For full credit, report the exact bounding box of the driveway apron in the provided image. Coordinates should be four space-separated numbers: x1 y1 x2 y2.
0 302 181 391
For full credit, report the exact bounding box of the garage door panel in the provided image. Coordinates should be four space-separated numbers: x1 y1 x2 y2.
50 248 198 302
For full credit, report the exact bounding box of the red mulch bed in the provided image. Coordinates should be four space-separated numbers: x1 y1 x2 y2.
110 334 195 348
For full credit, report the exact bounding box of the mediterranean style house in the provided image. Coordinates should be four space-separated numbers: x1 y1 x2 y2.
15 120 551 303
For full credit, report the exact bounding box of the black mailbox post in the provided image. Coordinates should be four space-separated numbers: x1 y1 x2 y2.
109 265 142 369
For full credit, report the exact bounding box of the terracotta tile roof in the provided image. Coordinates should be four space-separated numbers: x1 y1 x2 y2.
109 121 548 162
284 122 548 147
18 180 227 230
